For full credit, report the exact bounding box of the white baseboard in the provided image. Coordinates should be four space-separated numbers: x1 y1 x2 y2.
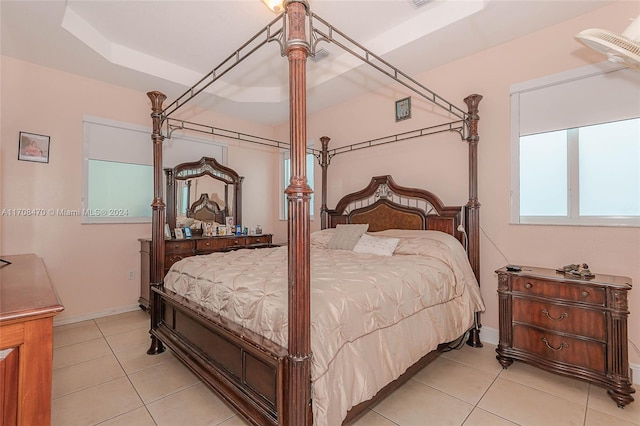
479 326 640 385
479 325 499 347
53 304 142 327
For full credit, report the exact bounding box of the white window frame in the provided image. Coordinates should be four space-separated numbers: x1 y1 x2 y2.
510 63 640 227
279 147 315 221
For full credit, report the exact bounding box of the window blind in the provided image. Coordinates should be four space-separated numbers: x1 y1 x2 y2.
513 64 640 136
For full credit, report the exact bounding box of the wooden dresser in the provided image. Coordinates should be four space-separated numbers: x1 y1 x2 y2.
139 234 273 309
496 265 635 407
0 254 64 425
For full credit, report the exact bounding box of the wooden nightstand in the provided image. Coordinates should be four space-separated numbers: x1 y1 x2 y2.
496 265 635 407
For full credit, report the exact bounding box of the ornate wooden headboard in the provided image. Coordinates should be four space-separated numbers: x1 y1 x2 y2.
188 193 225 223
325 175 465 244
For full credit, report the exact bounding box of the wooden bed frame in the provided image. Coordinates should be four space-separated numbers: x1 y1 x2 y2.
149 174 475 425
145 2 482 425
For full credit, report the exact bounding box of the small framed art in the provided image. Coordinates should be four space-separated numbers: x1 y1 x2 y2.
164 224 172 239
183 227 192 238
174 228 184 240
395 97 411 122
18 131 50 163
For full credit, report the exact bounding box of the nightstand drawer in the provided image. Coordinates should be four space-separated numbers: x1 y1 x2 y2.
512 276 605 306
512 324 605 373
513 298 605 340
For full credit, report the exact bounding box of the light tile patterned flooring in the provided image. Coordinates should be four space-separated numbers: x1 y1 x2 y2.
52 309 639 426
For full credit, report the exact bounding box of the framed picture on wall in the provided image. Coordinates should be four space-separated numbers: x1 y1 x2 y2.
395 97 411 122
18 131 50 163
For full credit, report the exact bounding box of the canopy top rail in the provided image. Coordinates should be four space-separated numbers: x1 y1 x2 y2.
160 2 469 122
308 12 468 121
161 12 286 119
322 120 465 164
167 116 465 168
166 117 319 156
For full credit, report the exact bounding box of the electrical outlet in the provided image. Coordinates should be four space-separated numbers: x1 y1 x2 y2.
128 271 135 280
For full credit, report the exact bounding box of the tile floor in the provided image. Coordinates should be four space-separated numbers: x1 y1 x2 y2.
52 309 639 426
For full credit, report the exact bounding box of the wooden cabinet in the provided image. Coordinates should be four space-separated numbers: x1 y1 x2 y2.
139 235 273 309
496 266 635 407
0 254 64 425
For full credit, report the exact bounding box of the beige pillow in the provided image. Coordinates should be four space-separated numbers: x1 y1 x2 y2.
310 229 335 248
327 224 369 250
353 233 400 256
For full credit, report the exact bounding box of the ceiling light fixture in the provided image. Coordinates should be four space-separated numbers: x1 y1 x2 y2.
263 0 284 13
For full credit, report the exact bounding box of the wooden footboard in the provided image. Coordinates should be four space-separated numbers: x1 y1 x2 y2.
150 286 288 426
150 285 467 426
150 285 469 426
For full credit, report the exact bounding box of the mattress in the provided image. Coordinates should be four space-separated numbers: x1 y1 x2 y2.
164 229 485 425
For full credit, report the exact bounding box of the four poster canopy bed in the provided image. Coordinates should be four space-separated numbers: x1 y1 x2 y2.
145 1 483 425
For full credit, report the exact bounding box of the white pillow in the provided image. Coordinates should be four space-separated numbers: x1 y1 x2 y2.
327 224 369 250
353 233 400 256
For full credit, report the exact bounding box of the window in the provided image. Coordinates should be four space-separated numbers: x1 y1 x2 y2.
281 150 315 220
83 117 155 224
511 64 640 227
83 116 226 224
87 159 154 220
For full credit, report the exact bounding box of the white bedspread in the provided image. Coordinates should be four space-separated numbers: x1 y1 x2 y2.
164 229 485 425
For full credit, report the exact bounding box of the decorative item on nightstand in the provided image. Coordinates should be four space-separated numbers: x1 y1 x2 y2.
495 265 635 408
556 263 595 278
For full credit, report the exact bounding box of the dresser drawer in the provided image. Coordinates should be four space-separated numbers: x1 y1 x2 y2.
246 235 271 247
513 298 605 340
166 240 194 254
196 237 244 252
512 276 605 306
512 324 605 373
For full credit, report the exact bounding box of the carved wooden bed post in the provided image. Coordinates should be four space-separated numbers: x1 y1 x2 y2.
319 136 330 230
147 91 167 355
284 0 313 424
464 94 483 348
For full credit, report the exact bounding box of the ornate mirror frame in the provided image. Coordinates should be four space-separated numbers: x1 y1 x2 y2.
165 157 243 231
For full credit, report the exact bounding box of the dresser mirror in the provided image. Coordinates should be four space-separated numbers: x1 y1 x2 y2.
165 157 243 234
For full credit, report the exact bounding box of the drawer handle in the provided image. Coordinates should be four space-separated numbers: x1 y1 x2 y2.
524 282 532 289
541 337 568 352
580 290 589 298
234 240 239 244
205 242 210 246
541 309 568 322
